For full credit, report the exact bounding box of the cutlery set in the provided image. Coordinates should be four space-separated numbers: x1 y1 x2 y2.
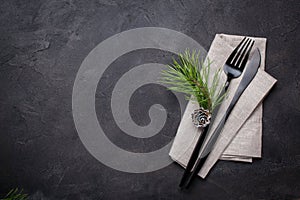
179 37 261 189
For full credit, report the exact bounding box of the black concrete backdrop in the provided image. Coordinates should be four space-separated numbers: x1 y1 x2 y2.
0 0 299 199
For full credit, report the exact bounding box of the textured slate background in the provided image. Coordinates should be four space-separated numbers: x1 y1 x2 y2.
0 0 299 199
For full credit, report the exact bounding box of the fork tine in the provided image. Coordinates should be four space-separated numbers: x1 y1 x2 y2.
232 38 251 66
239 40 255 70
226 37 247 63
234 39 254 68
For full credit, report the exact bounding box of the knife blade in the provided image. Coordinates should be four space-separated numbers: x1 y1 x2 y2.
183 48 261 189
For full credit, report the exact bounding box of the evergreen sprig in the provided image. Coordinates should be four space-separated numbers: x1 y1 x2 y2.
160 50 226 112
1 188 28 200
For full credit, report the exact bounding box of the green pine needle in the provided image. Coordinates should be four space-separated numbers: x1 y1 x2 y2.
160 50 226 112
1 188 28 200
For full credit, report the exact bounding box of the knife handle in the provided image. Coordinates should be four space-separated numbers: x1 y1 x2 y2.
200 113 226 158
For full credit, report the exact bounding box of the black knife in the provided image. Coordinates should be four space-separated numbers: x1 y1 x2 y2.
183 48 261 189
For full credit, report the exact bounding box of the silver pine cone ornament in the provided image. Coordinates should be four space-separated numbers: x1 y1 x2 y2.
191 108 211 128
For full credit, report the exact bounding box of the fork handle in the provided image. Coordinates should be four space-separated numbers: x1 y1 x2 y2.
224 77 232 91
179 125 209 188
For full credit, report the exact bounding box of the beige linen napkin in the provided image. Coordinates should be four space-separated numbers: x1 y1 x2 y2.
169 34 277 178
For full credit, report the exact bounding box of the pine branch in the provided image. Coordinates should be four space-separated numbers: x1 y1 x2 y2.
1 188 28 200
160 50 226 113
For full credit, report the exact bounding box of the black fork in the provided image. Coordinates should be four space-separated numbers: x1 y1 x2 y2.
223 37 255 91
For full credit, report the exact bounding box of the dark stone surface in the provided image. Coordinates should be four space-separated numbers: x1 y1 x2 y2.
0 0 299 199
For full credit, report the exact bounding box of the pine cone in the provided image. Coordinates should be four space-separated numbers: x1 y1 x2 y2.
191 108 211 128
